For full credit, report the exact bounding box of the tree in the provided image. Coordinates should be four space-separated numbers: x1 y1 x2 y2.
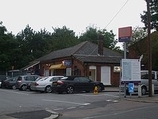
79 26 120 50
151 32 158 70
16 25 36 68
141 0 158 31
0 22 19 70
16 25 54 68
51 26 79 50
127 26 147 47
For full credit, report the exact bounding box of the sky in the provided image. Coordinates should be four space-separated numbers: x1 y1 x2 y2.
1 0 147 47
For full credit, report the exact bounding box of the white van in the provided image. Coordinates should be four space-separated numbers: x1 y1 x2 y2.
121 70 158 95
138 70 158 95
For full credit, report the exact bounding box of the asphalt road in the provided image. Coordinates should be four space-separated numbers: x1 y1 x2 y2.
0 88 158 119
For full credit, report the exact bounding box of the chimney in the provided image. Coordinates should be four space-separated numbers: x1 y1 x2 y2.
98 34 104 56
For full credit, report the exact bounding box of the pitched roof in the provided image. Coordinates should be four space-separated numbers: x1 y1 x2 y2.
38 41 122 63
22 41 122 70
38 41 122 61
74 55 122 63
38 41 86 61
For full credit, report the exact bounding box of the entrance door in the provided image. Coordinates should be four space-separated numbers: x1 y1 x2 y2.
89 66 96 81
101 66 111 85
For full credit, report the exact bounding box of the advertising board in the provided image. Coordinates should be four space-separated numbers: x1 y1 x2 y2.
121 59 141 82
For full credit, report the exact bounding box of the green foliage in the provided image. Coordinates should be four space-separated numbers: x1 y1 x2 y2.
51 26 79 50
0 22 19 70
0 22 121 71
141 0 158 31
79 26 119 50
127 27 147 47
151 32 158 70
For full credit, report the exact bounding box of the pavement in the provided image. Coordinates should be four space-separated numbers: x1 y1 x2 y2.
105 86 158 103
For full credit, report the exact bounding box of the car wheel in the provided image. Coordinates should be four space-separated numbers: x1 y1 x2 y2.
45 86 52 93
12 85 16 90
66 86 74 94
20 85 27 91
141 86 147 95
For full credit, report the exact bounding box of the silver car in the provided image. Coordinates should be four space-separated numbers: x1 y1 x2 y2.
30 76 64 93
16 75 39 91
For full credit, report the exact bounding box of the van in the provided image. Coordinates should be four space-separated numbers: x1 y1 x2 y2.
121 70 158 95
138 70 158 95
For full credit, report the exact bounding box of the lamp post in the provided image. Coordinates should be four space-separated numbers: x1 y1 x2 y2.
146 0 152 97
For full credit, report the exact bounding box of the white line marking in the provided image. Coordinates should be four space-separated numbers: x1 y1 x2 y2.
53 108 64 111
42 99 90 106
75 93 119 98
45 109 58 114
106 100 112 102
75 94 100 97
113 100 119 103
67 107 76 110
44 109 59 119
103 94 119 97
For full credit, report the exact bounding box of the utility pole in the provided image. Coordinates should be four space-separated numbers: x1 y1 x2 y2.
146 0 152 97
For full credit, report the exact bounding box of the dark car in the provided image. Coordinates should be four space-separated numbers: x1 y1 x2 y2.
1 77 18 89
16 75 39 91
52 76 105 94
0 75 7 88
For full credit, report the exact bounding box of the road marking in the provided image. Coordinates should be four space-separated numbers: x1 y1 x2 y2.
45 108 58 114
0 89 29 95
106 99 119 103
75 93 119 98
75 94 99 96
113 100 119 103
67 107 76 110
42 99 90 106
53 108 64 111
106 99 112 102
102 94 119 97
44 109 59 119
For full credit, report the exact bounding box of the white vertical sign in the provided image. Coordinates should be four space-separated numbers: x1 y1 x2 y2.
121 59 141 82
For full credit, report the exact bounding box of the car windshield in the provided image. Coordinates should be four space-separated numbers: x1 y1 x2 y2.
38 77 48 81
6 77 17 81
61 77 68 80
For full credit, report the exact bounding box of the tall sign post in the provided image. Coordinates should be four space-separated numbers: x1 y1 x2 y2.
119 26 132 59
118 26 132 97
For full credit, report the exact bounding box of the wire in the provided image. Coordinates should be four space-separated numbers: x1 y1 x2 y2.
105 0 130 29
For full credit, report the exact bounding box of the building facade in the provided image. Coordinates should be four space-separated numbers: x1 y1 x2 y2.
23 41 122 86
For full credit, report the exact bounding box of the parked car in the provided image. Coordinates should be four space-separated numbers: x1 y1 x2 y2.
16 75 39 91
1 77 18 89
52 76 105 94
30 76 64 93
0 75 7 88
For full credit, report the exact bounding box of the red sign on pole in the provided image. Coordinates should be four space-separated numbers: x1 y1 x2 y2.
118 26 132 42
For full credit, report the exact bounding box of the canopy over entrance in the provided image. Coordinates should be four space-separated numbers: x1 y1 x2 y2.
49 64 66 70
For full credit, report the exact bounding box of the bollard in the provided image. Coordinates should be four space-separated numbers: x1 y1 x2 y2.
138 84 142 97
152 84 154 96
94 86 98 94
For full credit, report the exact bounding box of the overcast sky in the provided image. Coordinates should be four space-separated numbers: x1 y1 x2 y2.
1 0 147 47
